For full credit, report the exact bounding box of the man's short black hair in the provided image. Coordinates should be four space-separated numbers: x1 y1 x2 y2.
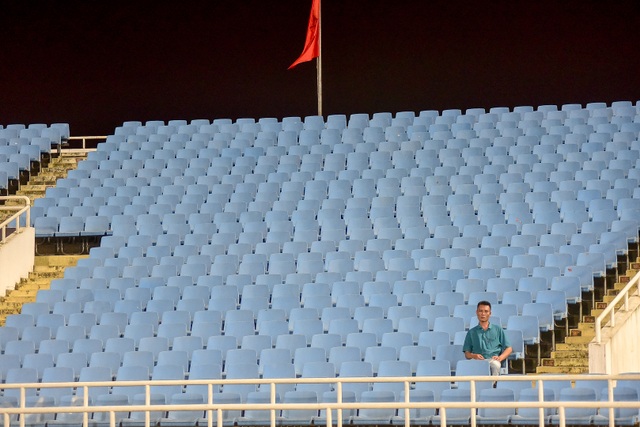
476 300 492 309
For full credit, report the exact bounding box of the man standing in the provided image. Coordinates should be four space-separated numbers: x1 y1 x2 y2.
462 301 512 375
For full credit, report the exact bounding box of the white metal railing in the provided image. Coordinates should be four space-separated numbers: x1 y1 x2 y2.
68 136 108 150
0 196 31 243
595 269 640 343
1 373 639 427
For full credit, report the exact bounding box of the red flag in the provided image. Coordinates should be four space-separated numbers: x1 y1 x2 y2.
289 0 320 69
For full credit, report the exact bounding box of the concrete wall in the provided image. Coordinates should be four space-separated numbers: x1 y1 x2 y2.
589 293 640 374
0 227 35 296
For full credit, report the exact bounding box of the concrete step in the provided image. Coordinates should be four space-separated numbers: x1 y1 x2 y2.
18 184 49 193
38 255 85 268
26 279 51 289
31 273 56 281
613 279 632 290
603 294 619 304
554 342 588 352
30 268 62 277
540 357 590 368
577 323 595 332
0 255 76 326
564 334 594 345
13 280 40 289
31 268 63 276
0 213 14 223
551 348 589 359
28 176 59 185
536 365 589 374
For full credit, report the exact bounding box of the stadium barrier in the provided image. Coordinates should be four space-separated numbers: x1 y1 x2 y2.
1 373 639 427
67 136 108 150
0 196 34 295
591 270 640 374
595 271 640 343
0 196 30 243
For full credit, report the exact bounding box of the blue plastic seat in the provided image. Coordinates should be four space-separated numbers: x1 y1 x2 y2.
331 360 372 402
477 388 516 425
434 344 465 374
550 387 598 425
592 386 639 426
510 387 555 425
454 359 493 396
351 390 397 425
430 389 473 426
295 361 336 398
279 391 319 425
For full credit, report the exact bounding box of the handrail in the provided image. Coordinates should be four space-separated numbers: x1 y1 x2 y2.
594 269 640 343
0 196 31 243
68 135 108 150
1 373 639 427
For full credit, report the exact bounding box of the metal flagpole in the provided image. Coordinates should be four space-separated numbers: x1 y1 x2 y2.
316 0 322 117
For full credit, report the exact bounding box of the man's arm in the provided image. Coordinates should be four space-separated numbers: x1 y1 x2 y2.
493 328 513 362
499 346 512 361
491 346 512 362
465 351 484 360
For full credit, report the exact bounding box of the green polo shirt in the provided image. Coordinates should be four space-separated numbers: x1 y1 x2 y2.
462 323 511 359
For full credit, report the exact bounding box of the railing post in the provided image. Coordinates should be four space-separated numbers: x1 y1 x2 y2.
270 382 276 427
19 386 25 427
144 384 150 427
470 380 477 427
624 291 629 311
404 380 410 427
607 379 614 427
558 406 566 427
82 398 88 427
538 379 544 427
206 383 213 427
336 380 343 427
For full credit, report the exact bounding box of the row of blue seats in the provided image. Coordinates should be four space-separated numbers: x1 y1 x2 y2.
105 123 640 151
0 334 502 382
35 129 640 239
113 102 639 134
2 353 635 403
0 123 70 192
33 173 640 221
3 305 534 356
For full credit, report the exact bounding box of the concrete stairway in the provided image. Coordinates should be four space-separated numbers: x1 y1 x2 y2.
537 259 640 374
0 151 87 224
17 151 87 203
0 255 84 326
0 151 88 324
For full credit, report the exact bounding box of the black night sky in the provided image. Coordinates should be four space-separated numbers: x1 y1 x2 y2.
1 0 639 136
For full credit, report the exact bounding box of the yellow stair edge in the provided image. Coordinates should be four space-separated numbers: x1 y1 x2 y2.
36 255 87 268
536 366 589 374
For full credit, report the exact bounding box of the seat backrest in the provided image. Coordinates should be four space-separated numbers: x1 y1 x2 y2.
454 360 492 396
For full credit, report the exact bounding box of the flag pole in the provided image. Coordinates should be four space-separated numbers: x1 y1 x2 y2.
288 0 322 113
316 0 322 117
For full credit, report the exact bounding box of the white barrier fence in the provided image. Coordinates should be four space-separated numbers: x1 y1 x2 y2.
595 270 640 344
67 136 107 150
0 196 31 244
1 373 639 427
